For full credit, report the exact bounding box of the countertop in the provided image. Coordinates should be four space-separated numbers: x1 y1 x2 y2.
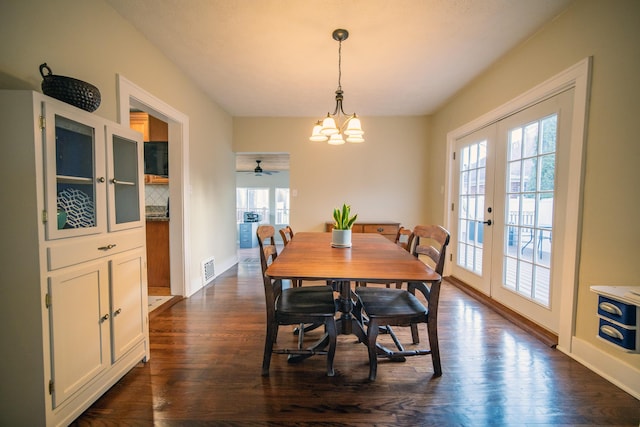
146 216 169 222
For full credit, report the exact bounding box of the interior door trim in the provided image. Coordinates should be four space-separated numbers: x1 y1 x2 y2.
443 57 592 353
116 75 191 298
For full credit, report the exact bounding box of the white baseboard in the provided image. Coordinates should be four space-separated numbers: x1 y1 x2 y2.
560 336 640 399
186 254 238 297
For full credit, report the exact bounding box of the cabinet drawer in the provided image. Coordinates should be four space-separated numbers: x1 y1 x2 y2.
597 296 637 326
363 224 399 236
598 318 638 351
47 229 145 271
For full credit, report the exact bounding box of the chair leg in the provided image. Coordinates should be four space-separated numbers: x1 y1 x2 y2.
410 323 420 344
367 318 380 381
262 323 277 376
297 323 305 349
325 318 337 377
426 320 442 376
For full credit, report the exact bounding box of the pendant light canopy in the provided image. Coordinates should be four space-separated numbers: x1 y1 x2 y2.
309 29 364 145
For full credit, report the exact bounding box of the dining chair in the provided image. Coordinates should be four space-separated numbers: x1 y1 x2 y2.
356 226 415 289
278 226 300 287
395 226 415 252
355 224 450 380
257 225 337 376
279 225 294 246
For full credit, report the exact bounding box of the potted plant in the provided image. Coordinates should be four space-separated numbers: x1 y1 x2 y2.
331 203 358 248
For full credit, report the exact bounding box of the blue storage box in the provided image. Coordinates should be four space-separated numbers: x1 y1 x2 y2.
598 318 637 350
597 296 637 326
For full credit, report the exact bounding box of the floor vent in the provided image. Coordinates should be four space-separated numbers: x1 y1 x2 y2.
201 257 215 285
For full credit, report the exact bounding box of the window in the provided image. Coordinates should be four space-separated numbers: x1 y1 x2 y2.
236 187 269 224
275 188 290 224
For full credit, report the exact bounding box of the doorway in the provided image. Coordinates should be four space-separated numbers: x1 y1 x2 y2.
117 75 190 298
444 58 591 349
235 153 290 258
451 90 573 333
129 112 172 304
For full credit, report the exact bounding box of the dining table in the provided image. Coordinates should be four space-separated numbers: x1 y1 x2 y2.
265 231 442 341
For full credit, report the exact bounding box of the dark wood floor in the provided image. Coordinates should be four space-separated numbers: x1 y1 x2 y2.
72 255 639 426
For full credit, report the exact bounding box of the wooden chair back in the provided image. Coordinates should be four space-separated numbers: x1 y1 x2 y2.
257 225 280 299
412 224 450 275
279 226 294 246
395 226 414 252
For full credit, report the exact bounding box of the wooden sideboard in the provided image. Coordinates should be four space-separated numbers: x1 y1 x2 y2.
325 221 400 241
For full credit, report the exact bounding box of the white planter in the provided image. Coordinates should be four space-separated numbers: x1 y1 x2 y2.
331 229 352 248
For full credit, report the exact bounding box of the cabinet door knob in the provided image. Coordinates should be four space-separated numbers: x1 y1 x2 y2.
97 177 105 183
377 227 384 232
100 313 110 322
113 308 122 316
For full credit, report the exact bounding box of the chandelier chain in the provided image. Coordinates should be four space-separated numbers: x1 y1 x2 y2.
337 39 342 91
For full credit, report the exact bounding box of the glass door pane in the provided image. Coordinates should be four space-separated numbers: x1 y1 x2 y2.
458 140 486 275
503 116 556 307
112 136 140 224
48 113 104 239
106 125 144 231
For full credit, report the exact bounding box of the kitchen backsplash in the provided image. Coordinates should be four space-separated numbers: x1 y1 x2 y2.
145 184 169 207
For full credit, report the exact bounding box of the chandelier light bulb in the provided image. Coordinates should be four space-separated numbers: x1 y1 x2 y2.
310 121 329 142
344 116 364 136
346 135 364 143
328 133 346 145
321 115 339 135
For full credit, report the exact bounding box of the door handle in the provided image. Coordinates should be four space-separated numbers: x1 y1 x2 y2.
482 219 492 226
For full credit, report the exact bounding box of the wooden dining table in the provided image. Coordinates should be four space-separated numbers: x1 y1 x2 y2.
265 232 441 337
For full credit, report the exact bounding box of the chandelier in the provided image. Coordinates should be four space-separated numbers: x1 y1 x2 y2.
309 29 364 145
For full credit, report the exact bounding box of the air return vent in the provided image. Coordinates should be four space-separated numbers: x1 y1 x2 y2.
201 257 215 285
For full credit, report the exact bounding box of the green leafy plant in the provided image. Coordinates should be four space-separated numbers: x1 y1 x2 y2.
332 203 358 230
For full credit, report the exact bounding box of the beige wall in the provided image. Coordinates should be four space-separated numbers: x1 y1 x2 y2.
0 0 238 293
430 0 640 372
233 116 430 232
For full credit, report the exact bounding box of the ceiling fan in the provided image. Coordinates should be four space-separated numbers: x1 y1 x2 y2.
249 160 279 176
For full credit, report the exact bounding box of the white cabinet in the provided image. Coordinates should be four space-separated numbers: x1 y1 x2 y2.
109 249 147 361
0 90 150 426
48 261 111 407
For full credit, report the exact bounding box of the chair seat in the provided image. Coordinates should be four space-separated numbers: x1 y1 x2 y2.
278 285 336 316
356 287 427 318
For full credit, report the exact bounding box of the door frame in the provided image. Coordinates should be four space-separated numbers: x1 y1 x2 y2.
116 75 191 298
443 57 591 352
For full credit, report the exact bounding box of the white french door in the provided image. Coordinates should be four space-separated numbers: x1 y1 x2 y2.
452 89 574 332
451 125 496 295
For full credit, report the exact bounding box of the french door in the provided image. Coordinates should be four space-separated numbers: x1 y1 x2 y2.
452 89 574 332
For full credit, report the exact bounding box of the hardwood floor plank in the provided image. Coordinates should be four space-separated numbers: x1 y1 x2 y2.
71 259 640 426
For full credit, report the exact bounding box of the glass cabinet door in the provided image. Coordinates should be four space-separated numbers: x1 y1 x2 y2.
106 125 144 231
44 104 106 240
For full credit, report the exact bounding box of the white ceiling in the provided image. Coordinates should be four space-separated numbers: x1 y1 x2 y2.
107 0 572 118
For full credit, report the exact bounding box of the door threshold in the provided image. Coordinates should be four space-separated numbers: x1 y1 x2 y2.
149 295 183 320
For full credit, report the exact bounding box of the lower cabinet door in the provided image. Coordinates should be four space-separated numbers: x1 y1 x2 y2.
109 249 146 362
48 261 111 408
